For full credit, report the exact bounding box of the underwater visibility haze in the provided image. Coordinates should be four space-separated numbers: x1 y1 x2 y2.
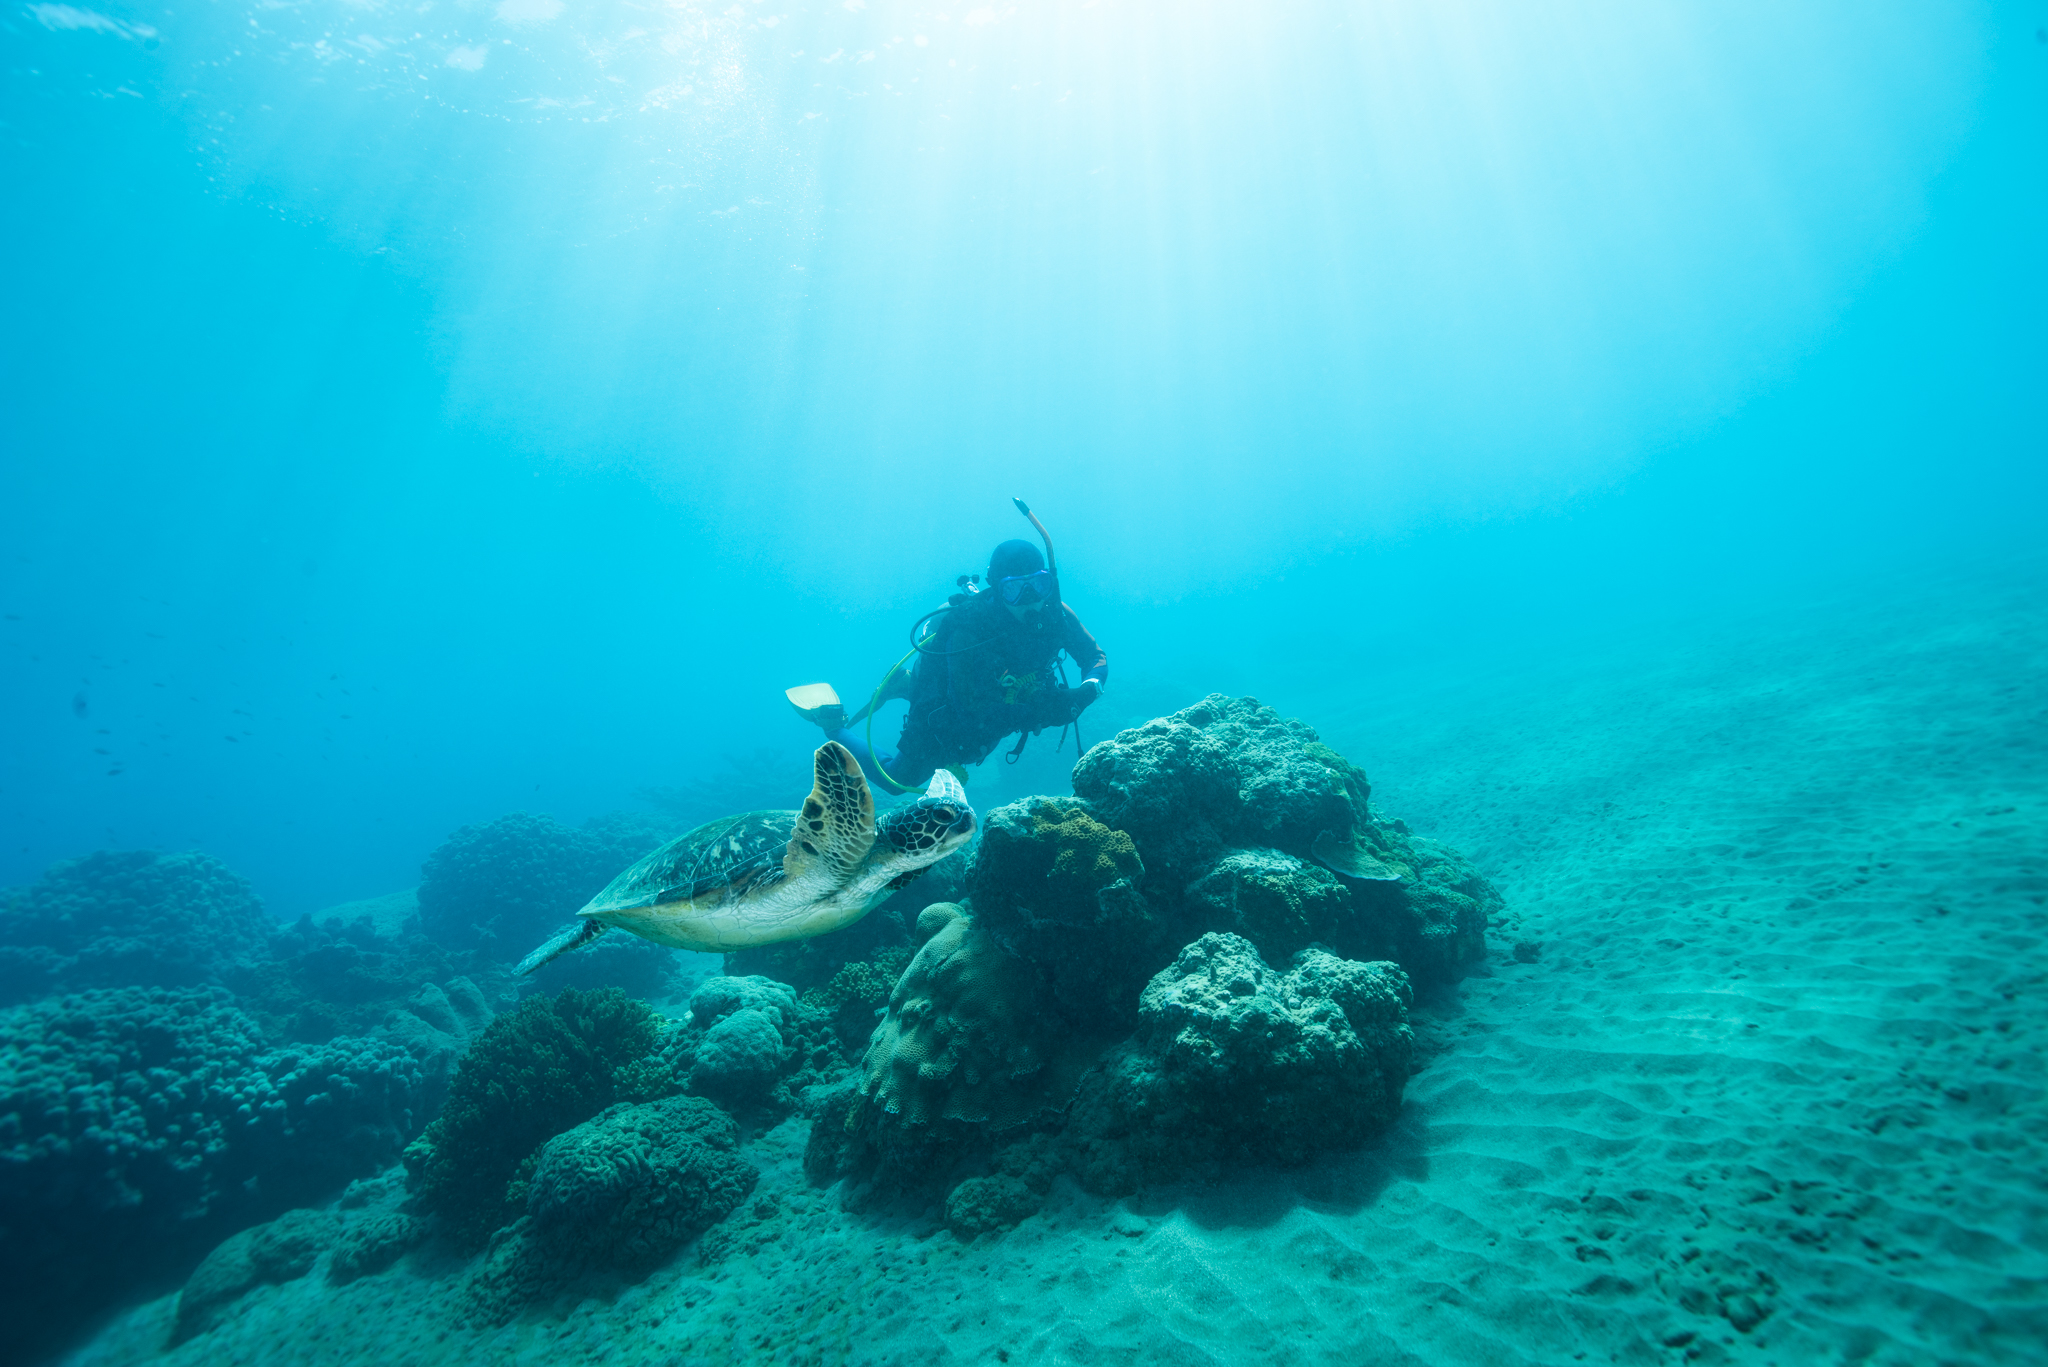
2 2 2045 1364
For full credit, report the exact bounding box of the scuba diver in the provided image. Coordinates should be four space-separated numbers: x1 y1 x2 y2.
786 500 1108 794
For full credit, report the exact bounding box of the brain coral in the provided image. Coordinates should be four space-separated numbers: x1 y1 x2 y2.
0 987 423 1363
1067 932 1414 1192
0 850 276 1005
463 1095 757 1322
404 987 662 1248
858 906 1046 1128
526 1095 757 1269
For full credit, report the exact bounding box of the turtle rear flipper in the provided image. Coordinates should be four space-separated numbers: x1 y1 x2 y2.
516 919 608 976
784 741 877 882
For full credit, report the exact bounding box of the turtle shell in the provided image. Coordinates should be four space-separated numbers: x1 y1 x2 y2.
586 810 799 913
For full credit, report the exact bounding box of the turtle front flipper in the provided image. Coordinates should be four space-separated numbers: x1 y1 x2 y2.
515 919 609 976
783 741 878 884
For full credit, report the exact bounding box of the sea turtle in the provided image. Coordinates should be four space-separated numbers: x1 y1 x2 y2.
516 742 976 974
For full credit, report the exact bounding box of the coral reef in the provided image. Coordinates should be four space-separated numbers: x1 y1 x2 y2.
639 975 840 1113
1072 694 1497 986
403 987 662 1248
967 798 1158 1029
809 904 1107 1206
1067 933 1415 1193
802 696 1490 1217
174 1208 340 1342
463 1096 757 1322
236 912 475 1046
415 811 674 969
0 850 274 1005
0 986 423 1363
801 945 914 1051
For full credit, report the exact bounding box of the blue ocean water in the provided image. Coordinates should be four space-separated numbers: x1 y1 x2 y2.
2 4 2044 1365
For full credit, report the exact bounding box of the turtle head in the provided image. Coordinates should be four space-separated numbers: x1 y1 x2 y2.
876 769 976 867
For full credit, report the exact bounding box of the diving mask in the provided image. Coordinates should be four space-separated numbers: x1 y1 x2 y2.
996 568 1057 607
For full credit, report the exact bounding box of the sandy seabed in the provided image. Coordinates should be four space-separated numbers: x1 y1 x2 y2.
67 555 2047 1367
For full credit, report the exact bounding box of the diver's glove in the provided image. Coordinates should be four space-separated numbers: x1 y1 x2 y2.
1065 678 1103 721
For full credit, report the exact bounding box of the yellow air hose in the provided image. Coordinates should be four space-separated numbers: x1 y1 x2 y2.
864 646 922 795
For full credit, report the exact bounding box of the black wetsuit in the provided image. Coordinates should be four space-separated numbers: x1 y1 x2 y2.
890 591 1109 781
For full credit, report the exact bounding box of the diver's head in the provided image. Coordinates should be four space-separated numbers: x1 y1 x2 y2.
988 539 1056 619
877 768 977 866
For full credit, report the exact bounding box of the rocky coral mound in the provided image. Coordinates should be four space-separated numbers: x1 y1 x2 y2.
0 986 425 1363
1072 694 1497 985
804 695 1492 1215
968 798 1158 1030
1067 932 1415 1192
0 850 275 1005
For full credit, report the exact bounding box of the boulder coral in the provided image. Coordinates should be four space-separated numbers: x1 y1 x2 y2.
1183 847 1351 960
645 974 839 1111
809 904 1112 1207
403 987 663 1248
526 1095 756 1270
1067 932 1415 1193
857 904 1045 1128
464 1095 757 1322
0 850 275 1005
